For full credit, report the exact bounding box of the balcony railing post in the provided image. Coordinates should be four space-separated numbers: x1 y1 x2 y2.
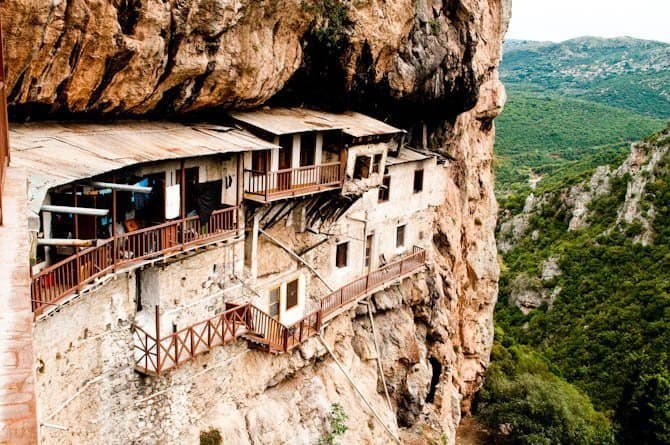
283 327 289 352
174 331 178 366
112 184 117 273
155 305 161 375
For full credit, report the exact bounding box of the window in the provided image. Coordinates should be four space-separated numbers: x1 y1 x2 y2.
278 135 293 170
371 154 383 174
365 234 374 268
413 169 424 193
286 279 299 310
176 167 199 214
396 224 406 248
378 175 391 202
353 156 371 179
269 286 280 318
300 133 316 166
252 150 270 172
336 241 349 268
322 131 340 152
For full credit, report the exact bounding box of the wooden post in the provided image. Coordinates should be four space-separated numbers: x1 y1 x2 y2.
73 184 81 292
112 177 117 272
180 160 186 250
236 152 243 234
155 305 161 374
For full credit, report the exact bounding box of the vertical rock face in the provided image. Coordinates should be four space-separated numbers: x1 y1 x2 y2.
2 0 508 442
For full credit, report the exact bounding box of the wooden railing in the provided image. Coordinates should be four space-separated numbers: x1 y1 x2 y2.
133 304 250 375
31 207 239 316
320 246 426 319
244 162 343 201
132 247 426 374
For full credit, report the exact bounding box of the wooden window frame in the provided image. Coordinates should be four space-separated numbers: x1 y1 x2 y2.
286 279 299 310
371 154 383 174
396 224 406 248
413 169 424 193
365 234 374 268
336 241 349 268
269 286 281 318
378 175 391 202
353 156 371 179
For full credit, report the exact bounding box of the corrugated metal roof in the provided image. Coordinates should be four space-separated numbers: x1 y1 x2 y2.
231 107 404 138
385 147 433 166
9 121 278 213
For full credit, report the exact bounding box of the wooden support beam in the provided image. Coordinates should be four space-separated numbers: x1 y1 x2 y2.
40 205 108 216
36 238 95 247
89 181 153 193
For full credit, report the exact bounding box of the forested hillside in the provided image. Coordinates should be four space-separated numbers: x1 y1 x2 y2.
495 37 669 197
481 125 670 444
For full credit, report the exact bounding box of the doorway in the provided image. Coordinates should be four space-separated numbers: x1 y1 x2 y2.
277 135 293 191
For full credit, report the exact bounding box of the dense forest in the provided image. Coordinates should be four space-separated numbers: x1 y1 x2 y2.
480 37 670 444
483 122 670 445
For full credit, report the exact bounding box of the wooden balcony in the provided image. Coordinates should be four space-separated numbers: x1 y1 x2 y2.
133 247 426 374
243 162 343 203
31 207 239 316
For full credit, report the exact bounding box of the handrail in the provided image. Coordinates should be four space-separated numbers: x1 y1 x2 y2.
133 303 250 375
31 207 239 316
132 247 426 374
320 246 426 320
243 161 343 201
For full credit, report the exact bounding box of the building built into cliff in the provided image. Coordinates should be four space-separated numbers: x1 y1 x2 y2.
0 97 451 442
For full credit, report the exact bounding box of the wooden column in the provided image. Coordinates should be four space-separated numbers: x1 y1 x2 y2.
236 152 243 233
73 184 81 292
112 176 117 272
250 212 260 281
180 160 186 249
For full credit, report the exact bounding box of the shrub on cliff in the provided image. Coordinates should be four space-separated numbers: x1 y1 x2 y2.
476 340 614 445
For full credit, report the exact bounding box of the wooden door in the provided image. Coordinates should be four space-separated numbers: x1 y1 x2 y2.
277 135 293 191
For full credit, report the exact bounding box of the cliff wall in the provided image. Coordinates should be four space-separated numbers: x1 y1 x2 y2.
0 1 508 442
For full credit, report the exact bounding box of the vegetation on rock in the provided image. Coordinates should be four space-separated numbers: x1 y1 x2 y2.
486 125 670 444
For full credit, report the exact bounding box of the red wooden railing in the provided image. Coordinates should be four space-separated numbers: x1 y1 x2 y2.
31 207 239 316
244 162 343 201
320 246 426 320
133 304 250 374
132 247 426 374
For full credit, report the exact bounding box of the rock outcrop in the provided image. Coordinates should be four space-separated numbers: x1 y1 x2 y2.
2 1 508 443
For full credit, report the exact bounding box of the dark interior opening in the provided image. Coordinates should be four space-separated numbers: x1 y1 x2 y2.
426 356 442 404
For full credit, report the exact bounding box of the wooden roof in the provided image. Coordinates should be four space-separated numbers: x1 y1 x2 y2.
231 107 404 138
9 121 278 213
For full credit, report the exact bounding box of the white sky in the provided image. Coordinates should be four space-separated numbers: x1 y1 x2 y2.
507 0 670 43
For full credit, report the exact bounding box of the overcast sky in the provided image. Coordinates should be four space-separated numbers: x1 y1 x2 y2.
507 0 670 43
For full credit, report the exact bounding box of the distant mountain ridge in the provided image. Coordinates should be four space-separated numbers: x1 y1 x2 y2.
501 36 670 118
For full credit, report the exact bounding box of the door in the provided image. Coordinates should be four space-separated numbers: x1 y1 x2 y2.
251 150 270 194
269 286 280 320
277 135 293 191
365 234 374 271
299 133 316 187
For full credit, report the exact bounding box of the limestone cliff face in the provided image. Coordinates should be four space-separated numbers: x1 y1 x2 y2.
2 0 508 443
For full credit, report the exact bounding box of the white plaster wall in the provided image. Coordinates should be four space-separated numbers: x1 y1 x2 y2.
343 142 389 191
252 270 308 326
308 156 447 290
137 242 246 333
